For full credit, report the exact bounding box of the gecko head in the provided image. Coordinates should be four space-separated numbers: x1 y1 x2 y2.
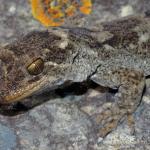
0 29 74 104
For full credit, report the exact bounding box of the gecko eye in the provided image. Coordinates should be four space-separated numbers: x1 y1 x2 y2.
27 58 44 75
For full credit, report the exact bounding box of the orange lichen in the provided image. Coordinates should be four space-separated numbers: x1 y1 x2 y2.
30 0 92 27
80 0 92 14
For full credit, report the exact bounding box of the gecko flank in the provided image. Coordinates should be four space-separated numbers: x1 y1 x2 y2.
0 16 150 137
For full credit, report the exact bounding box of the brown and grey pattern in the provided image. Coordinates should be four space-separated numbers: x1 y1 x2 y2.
0 16 149 140
0 0 150 149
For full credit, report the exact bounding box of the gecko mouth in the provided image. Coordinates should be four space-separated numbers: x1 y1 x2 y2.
2 76 48 104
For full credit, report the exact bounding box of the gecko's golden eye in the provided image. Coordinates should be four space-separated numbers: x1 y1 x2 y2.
27 58 44 75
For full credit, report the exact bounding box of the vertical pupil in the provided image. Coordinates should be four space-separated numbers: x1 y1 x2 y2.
27 58 44 75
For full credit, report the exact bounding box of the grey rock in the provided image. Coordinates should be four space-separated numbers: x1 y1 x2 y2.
0 0 150 150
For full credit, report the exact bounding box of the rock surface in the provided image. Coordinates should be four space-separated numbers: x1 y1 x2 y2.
0 0 150 149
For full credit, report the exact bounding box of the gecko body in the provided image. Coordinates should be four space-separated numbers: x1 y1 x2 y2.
0 16 149 137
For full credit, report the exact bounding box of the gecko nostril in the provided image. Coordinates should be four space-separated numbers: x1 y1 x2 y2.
27 58 44 75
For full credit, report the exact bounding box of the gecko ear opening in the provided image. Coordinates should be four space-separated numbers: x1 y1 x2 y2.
27 58 44 75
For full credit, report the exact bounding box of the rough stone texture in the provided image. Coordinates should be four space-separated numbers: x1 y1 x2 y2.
0 0 150 149
1 101 95 150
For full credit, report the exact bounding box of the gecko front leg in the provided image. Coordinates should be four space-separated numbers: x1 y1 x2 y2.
90 67 145 137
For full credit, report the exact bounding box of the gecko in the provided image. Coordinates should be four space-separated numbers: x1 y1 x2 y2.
0 15 149 137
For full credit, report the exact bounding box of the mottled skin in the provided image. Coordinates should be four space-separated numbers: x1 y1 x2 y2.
0 16 149 137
